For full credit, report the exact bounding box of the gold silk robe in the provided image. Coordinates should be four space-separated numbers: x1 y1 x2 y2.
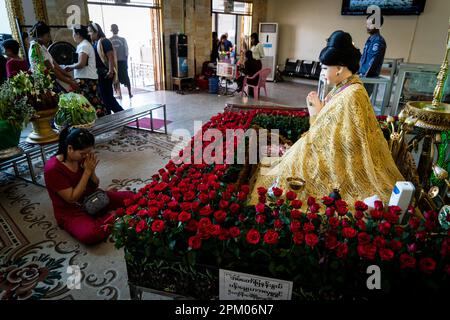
249 75 404 205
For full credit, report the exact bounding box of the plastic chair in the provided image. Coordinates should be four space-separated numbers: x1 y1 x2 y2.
242 68 271 100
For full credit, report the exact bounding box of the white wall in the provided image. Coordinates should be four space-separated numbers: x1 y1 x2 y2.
0 0 12 34
266 0 450 66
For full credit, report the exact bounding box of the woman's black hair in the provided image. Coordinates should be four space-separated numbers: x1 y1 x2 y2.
319 30 361 74
245 50 254 60
88 22 106 38
251 33 259 44
30 21 51 39
73 25 91 42
2 39 20 55
57 127 95 161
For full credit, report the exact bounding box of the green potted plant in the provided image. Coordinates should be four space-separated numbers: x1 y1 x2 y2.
0 80 35 158
54 93 97 129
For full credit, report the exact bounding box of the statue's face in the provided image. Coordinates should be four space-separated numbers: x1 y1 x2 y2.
321 65 343 86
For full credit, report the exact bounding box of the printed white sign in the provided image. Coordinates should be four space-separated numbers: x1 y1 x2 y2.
219 269 293 300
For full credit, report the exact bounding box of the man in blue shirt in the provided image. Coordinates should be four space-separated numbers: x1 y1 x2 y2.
359 14 386 96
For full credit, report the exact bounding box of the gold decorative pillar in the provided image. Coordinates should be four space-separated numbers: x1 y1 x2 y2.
4 0 25 42
32 0 49 23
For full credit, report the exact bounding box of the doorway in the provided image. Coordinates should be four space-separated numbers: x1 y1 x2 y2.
87 1 164 92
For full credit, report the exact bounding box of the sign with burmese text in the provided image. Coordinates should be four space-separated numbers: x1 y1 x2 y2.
219 269 293 300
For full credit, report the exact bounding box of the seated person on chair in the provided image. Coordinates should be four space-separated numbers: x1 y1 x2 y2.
249 30 403 205
44 127 134 245
236 50 260 95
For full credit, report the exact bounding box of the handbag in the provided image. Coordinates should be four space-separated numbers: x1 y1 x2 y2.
82 190 110 216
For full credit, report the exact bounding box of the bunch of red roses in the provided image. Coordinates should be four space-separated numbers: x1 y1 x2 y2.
109 110 449 297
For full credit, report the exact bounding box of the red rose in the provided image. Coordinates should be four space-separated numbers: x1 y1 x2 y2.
229 203 240 214
358 232 371 245
342 227 357 239
199 205 213 216
137 209 149 217
354 201 368 211
356 220 367 231
238 192 248 201
221 191 232 201
291 200 303 209
353 209 364 219
198 193 209 203
272 187 283 197
325 234 338 250
307 213 318 221
337 205 348 216
229 226 241 238
178 211 191 223
293 232 304 245
290 209 302 219
138 198 147 206
305 233 319 248
258 195 267 204
126 205 139 215
274 219 283 229
399 253 416 269
185 219 198 232
214 210 227 223
209 224 221 236
329 217 340 229
325 207 335 217
219 200 229 209
263 230 279 245
310 203 321 214
357 244 377 260
219 229 230 241
370 209 383 220
240 185 250 194
257 187 267 196
384 211 399 225
379 248 394 261
307 196 316 206
408 217 421 229
276 199 285 206
286 191 297 201
290 220 301 232
183 191 196 202
148 207 159 218
151 220 165 233
124 198 134 207
389 240 403 251
239 214 246 222
374 200 384 211
115 208 125 217
255 203 266 214
188 236 202 250
246 229 261 245
335 199 347 208
322 196 334 206
378 221 391 235
135 220 148 233
336 243 349 258
419 257 436 274
303 222 315 233
374 236 386 248
191 201 200 212
272 209 279 218
255 214 267 225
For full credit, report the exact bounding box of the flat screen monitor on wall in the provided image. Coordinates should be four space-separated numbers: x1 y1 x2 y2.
341 0 426 15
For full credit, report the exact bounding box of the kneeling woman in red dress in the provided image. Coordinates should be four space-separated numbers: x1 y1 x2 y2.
44 127 133 244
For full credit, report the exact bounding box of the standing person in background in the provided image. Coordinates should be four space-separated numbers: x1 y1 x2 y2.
64 25 107 117
110 24 132 99
3 40 29 78
218 34 233 53
29 21 78 92
87 22 124 115
210 32 219 63
359 14 386 97
22 32 30 55
250 33 264 73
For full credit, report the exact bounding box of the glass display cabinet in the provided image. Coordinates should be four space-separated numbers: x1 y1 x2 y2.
391 63 450 115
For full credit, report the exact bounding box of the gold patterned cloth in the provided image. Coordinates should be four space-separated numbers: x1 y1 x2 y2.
249 75 404 205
